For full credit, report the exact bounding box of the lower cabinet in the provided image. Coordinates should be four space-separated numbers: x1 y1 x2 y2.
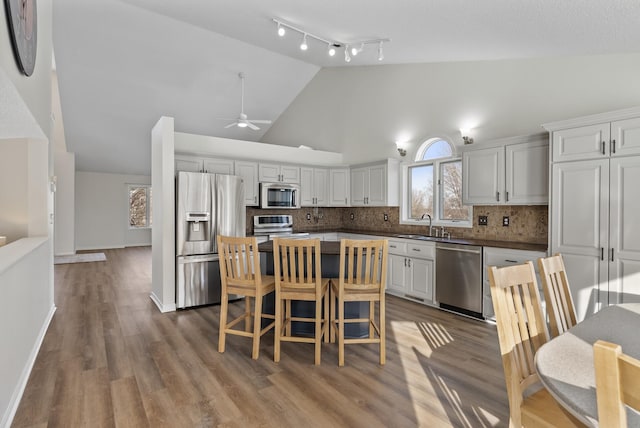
386 239 435 304
482 247 546 320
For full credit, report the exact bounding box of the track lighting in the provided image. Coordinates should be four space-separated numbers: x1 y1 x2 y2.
272 18 390 63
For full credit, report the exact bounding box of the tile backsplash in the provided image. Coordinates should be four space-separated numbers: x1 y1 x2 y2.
247 205 548 244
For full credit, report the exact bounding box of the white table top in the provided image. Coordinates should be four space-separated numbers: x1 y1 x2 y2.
535 303 640 427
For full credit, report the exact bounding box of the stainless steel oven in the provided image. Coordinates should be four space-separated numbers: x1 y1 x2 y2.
260 183 300 209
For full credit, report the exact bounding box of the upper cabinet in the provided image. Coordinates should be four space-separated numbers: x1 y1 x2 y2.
329 168 350 206
258 163 300 184
175 155 234 174
300 167 328 207
551 117 640 162
234 161 259 206
462 138 548 205
350 159 399 207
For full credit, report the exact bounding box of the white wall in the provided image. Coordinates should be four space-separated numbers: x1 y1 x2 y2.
0 141 28 242
263 53 640 164
54 151 75 255
75 171 151 251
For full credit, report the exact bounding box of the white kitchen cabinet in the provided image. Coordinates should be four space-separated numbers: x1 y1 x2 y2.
203 158 234 175
235 161 259 206
350 159 399 207
545 108 640 321
386 239 435 304
482 247 546 320
462 138 548 205
329 168 350 206
300 167 328 206
551 117 640 162
259 163 300 183
551 157 640 320
175 155 234 174
175 155 204 173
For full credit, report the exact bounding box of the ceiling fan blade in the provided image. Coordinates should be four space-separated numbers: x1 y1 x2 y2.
246 122 260 130
224 122 238 129
249 120 272 124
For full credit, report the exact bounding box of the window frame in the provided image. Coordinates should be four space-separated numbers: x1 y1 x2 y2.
400 138 472 228
127 184 152 230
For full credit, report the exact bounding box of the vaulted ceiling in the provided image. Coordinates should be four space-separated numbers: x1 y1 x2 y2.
53 0 640 174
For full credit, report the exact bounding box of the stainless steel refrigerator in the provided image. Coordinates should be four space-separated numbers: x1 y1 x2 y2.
176 171 245 309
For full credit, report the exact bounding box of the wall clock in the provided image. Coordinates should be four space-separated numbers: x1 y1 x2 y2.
5 0 37 76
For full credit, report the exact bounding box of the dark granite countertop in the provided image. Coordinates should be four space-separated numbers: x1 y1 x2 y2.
256 228 547 253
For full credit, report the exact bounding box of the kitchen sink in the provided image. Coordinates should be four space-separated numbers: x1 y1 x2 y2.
394 234 438 241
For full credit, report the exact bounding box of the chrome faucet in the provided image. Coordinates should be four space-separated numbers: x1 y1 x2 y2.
421 213 433 236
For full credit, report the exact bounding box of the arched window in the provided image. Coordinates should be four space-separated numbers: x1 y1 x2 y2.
403 137 471 227
415 138 454 161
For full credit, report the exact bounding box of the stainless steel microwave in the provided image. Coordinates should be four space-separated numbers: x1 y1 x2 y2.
260 182 301 209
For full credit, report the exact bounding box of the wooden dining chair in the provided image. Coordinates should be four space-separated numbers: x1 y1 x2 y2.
331 239 388 367
538 253 577 337
272 237 330 365
217 235 276 360
594 340 640 428
488 262 580 427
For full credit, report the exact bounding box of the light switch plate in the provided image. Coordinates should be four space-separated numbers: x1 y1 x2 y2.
503 216 510 227
478 216 488 226
384 213 389 221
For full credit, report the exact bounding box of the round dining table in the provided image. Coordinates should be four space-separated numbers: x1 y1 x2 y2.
535 303 640 427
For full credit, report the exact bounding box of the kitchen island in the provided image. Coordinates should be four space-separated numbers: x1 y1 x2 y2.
258 240 370 338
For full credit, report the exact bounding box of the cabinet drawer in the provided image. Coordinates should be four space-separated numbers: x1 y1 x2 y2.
407 243 435 259
388 241 407 255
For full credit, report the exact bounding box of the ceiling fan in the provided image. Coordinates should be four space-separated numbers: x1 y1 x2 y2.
217 72 272 131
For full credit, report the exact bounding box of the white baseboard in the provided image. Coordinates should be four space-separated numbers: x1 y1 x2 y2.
75 244 125 251
150 292 176 313
54 251 75 256
1 304 56 428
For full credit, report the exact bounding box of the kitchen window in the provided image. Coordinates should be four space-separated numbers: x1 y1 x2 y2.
128 185 152 229
401 138 472 227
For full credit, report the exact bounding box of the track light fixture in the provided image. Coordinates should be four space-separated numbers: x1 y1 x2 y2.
272 18 390 63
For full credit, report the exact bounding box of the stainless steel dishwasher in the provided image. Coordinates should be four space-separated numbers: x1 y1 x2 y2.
436 243 483 318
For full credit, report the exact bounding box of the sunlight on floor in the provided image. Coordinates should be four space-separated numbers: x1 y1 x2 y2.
391 320 503 427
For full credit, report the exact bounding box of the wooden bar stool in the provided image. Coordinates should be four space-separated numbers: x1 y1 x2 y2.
272 237 329 365
217 235 275 360
331 239 388 367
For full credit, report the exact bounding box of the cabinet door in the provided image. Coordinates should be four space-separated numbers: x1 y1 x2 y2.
608 157 640 305
407 258 433 302
552 123 610 162
329 168 350 206
258 163 281 182
203 158 234 175
235 161 259 206
462 147 505 205
175 155 203 173
313 168 329 206
387 254 407 294
611 117 640 158
300 167 314 206
551 160 609 320
280 165 300 183
350 167 369 206
505 141 549 204
368 164 387 206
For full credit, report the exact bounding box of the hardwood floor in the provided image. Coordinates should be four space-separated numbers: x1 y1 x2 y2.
12 247 509 427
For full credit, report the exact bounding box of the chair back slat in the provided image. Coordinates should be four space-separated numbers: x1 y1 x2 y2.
273 238 321 291
218 236 261 289
488 261 550 415
594 340 640 427
538 253 577 337
339 239 388 292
